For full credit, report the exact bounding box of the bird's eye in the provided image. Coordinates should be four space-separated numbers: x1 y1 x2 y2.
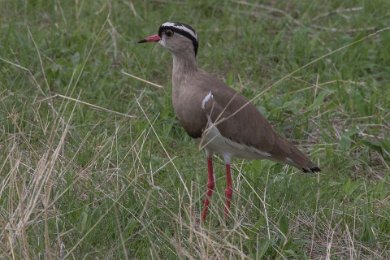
165 30 174 37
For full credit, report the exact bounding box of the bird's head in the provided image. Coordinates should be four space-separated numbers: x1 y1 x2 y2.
138 22 198 57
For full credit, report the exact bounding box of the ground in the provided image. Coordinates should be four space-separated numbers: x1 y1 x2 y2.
0 0 389 258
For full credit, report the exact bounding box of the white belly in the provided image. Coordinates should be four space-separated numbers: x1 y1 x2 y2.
197 121 272 160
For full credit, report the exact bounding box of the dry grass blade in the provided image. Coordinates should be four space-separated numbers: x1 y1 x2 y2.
312 7 364 21
37 93 136 119
125 0 142 20
232 0 292 18
121 70 165 89
63 185 133 258
135 98 191 200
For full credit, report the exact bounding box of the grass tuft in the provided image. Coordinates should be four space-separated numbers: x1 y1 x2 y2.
0 0 389 258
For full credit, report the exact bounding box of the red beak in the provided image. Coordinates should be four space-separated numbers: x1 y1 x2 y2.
138 34 161 43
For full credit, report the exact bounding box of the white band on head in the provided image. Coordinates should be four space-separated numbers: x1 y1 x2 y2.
161 22 197 40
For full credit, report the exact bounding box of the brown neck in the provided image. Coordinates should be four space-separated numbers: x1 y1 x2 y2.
172 49 198 76
171 49 198 112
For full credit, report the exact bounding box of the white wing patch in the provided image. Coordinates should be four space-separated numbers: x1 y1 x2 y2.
161 22 197 39
201 91 214 109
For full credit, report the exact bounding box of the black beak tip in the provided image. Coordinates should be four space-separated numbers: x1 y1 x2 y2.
137 39 147 43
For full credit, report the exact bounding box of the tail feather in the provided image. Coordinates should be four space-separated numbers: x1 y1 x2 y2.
277 138 321 173
302 165 321 173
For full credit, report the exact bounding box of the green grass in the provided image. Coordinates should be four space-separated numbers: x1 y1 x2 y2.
1 0 390 258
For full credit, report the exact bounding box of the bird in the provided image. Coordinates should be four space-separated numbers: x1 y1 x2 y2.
138 22 320 222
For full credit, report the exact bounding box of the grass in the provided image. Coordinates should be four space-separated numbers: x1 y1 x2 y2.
1 0 389 258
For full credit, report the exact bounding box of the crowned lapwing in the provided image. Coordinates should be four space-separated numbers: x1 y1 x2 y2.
139 22 320 221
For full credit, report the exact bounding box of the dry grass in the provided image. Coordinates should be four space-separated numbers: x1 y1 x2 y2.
0 0 389 258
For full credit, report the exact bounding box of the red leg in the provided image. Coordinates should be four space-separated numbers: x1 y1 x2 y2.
201 156 214 221
224 163 233 218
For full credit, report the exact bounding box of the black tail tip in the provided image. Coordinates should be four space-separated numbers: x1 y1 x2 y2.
302 166 321 173
310 166 321 173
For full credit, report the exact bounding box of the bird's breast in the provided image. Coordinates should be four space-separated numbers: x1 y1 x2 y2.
172 88 207 139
